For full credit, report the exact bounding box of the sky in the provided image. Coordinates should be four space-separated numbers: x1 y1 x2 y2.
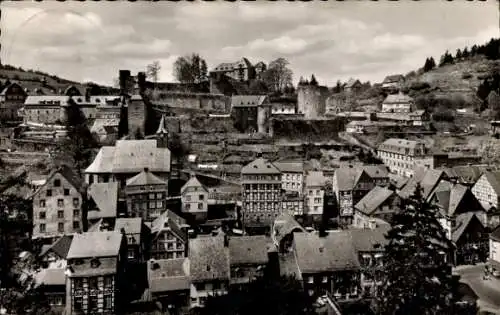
1 1 499 87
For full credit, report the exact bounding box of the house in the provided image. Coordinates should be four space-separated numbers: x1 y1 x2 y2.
32 165 85 242
20 95 73 125
344 79 362 94
254 61 266 77
65 231 128 315
293 231 360 300
87 182 119 227
349 226 390 298
189 234 230 308
304 171 327 216
398 168 449 200
377 138 429 177
332 167 375 225
228 235 269 287
271 102 296 115
84 139 171 191
381 74 405 91
440 165 492 187
241 155 282 231
274 160 305 195
35 235 74 312
271 213 306 253
230 95 272 134
211 58 255 82
489 225 500 272
381 92 414 113
472 171 500 227
0 82 27 121
354 186 401 228
362 165 390 187
326 94 348 115
150 210 188 260
125 168 168 221
181 174 209 222
452 213 488 265
71 95 120 120
282 191 305 216
147 258 191 311
114 218 148 264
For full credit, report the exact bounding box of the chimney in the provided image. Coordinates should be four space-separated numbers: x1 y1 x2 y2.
137 72 146 94
144 167 149 173
85 87 91 102
224 234 229 247
119 70 131 96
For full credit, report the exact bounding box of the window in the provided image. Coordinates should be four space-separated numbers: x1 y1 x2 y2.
88 295 98 311
198 203 203 210
156 193 163 199
149 193 155 199
128 248 135 259
186 195 191 201
46 189 52 197
73 209 80 217
322 276 328 283
64 189 70 196
199 194 204 200
58 210 64 219
58 222 64 232
104 276 113 288
185 204 191 210
39 211 46 219
73 296 83 311
39 224 46 233
308 276 314 284
156 201 163 208
89 277 98 290
39 199 46 207
104 294 113 310
73 221 80 229
57 199 64 207
54 179 61 187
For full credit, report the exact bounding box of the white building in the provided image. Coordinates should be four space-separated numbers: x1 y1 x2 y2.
377 138 428 177
381 92 414 113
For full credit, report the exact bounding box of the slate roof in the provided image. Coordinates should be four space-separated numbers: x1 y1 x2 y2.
34 268 66 286
90 118 120 134
180 175 207 194
399 169 446 200
151 211 188 243
24 95 70 106
87 182 118 220
383 93 414 104
355 186 395 215
39 234 74 259
274 161 305 173
383 74 404 83
72 95 120 106
272 213 306 248
482 171 500 195
126 169 167 186
148 258 190 293
70 256 117 277
189 235 230 281
231 95 268 107
241 157 281 175
305 171 327 187
67 231 123 259
33 165 85 197
362 165 389 180
441 165 491 185
293 231 360 274
452 212 484 244
228 235 270 266
85 140 171 174
377 138 426 156
333 168 364 191
349 226 390 252
115 218 142 235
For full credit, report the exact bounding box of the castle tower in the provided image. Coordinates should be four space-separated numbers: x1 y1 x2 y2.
297 85 328 119
155 114 169 148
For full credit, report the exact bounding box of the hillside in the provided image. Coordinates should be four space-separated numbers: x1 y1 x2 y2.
0 64 114 95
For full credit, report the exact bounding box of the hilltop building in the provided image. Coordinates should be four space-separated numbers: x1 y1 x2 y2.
230 95 272 134
0 82 27 122
297 84 329 119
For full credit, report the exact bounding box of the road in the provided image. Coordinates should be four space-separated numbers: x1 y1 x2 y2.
454 264 500 314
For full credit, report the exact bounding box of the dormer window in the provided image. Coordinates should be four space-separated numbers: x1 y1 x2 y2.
90 258 101 268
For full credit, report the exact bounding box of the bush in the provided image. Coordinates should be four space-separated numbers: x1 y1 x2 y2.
410 81 431 91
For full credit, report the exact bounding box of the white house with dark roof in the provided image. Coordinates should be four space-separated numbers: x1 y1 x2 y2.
114 218 147 264
150 210 188 260
212 58 254 82
274 160 305 195
241 156 282 230
230 95 272 134
181 174 209 221
125 168 168 221
377 138 428 177
489 225 500 271
147 258 191 310
65 231 127 315
354 186 401 228
84 139 171 191
381 92 414 113
472 171 500 227
228 235 270 287
304 171 327 216
20 95 71 125
381 74 405 90
189 234 230 308
87 182 119 225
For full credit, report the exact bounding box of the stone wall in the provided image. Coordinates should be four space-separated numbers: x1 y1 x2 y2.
153 92 230 112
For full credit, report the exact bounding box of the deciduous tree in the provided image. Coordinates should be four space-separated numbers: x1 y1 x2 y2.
261 58 293 93
146 61 161 83
173 54 208 84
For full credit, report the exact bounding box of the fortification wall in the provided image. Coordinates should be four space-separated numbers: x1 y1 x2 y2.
271 117 346 142
154 92 230 112
297 86 329 119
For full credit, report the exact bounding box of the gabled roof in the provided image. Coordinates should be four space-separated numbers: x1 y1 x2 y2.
383 93 414 104
180 175 207 194
156 114 169 135
349 226 390 252
383 74 404 83
39 234 74 259
345 78 361 88
24 95 70 106
148 258 190 293
33 165 84 198
334 167 366 191
274 161 305 173
399 169 446 200
85 140 171 174
377 138 426 156
151 210 188 243
272 213 306 248
231 95 268 107
126 169 167 186
214 58 253 72
189 235 230 281
452 212 484 244
67 231 123 259
228 235 270 266
490 224 500 242
1 82 26 96
293 231 360 274
114 218 142 235
305 171 327 187
241 157 281 175
441 165 491 185
355 186 396 215
431 183 484 217
481 171 500 195
34 268 66 287
362 165 389 180
87 182 118 220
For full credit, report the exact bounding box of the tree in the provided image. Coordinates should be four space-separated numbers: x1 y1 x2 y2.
52 100 98 177
333 80 342 93
455 49 462 60
173 54 208 84
439 50 454 66
261 57 293 93
146 61 161 83
379 184 461 315
462 47 469 58
310 74 318 86
198 275 315 315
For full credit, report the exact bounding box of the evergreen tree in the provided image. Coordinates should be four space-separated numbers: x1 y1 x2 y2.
455 49 462 60
298 76 305 86
470 45 478 56
429 57 436 70
335 80 342 93
423 58 434 72
310 74 318 86
462 47 469 58
380 184 457 315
